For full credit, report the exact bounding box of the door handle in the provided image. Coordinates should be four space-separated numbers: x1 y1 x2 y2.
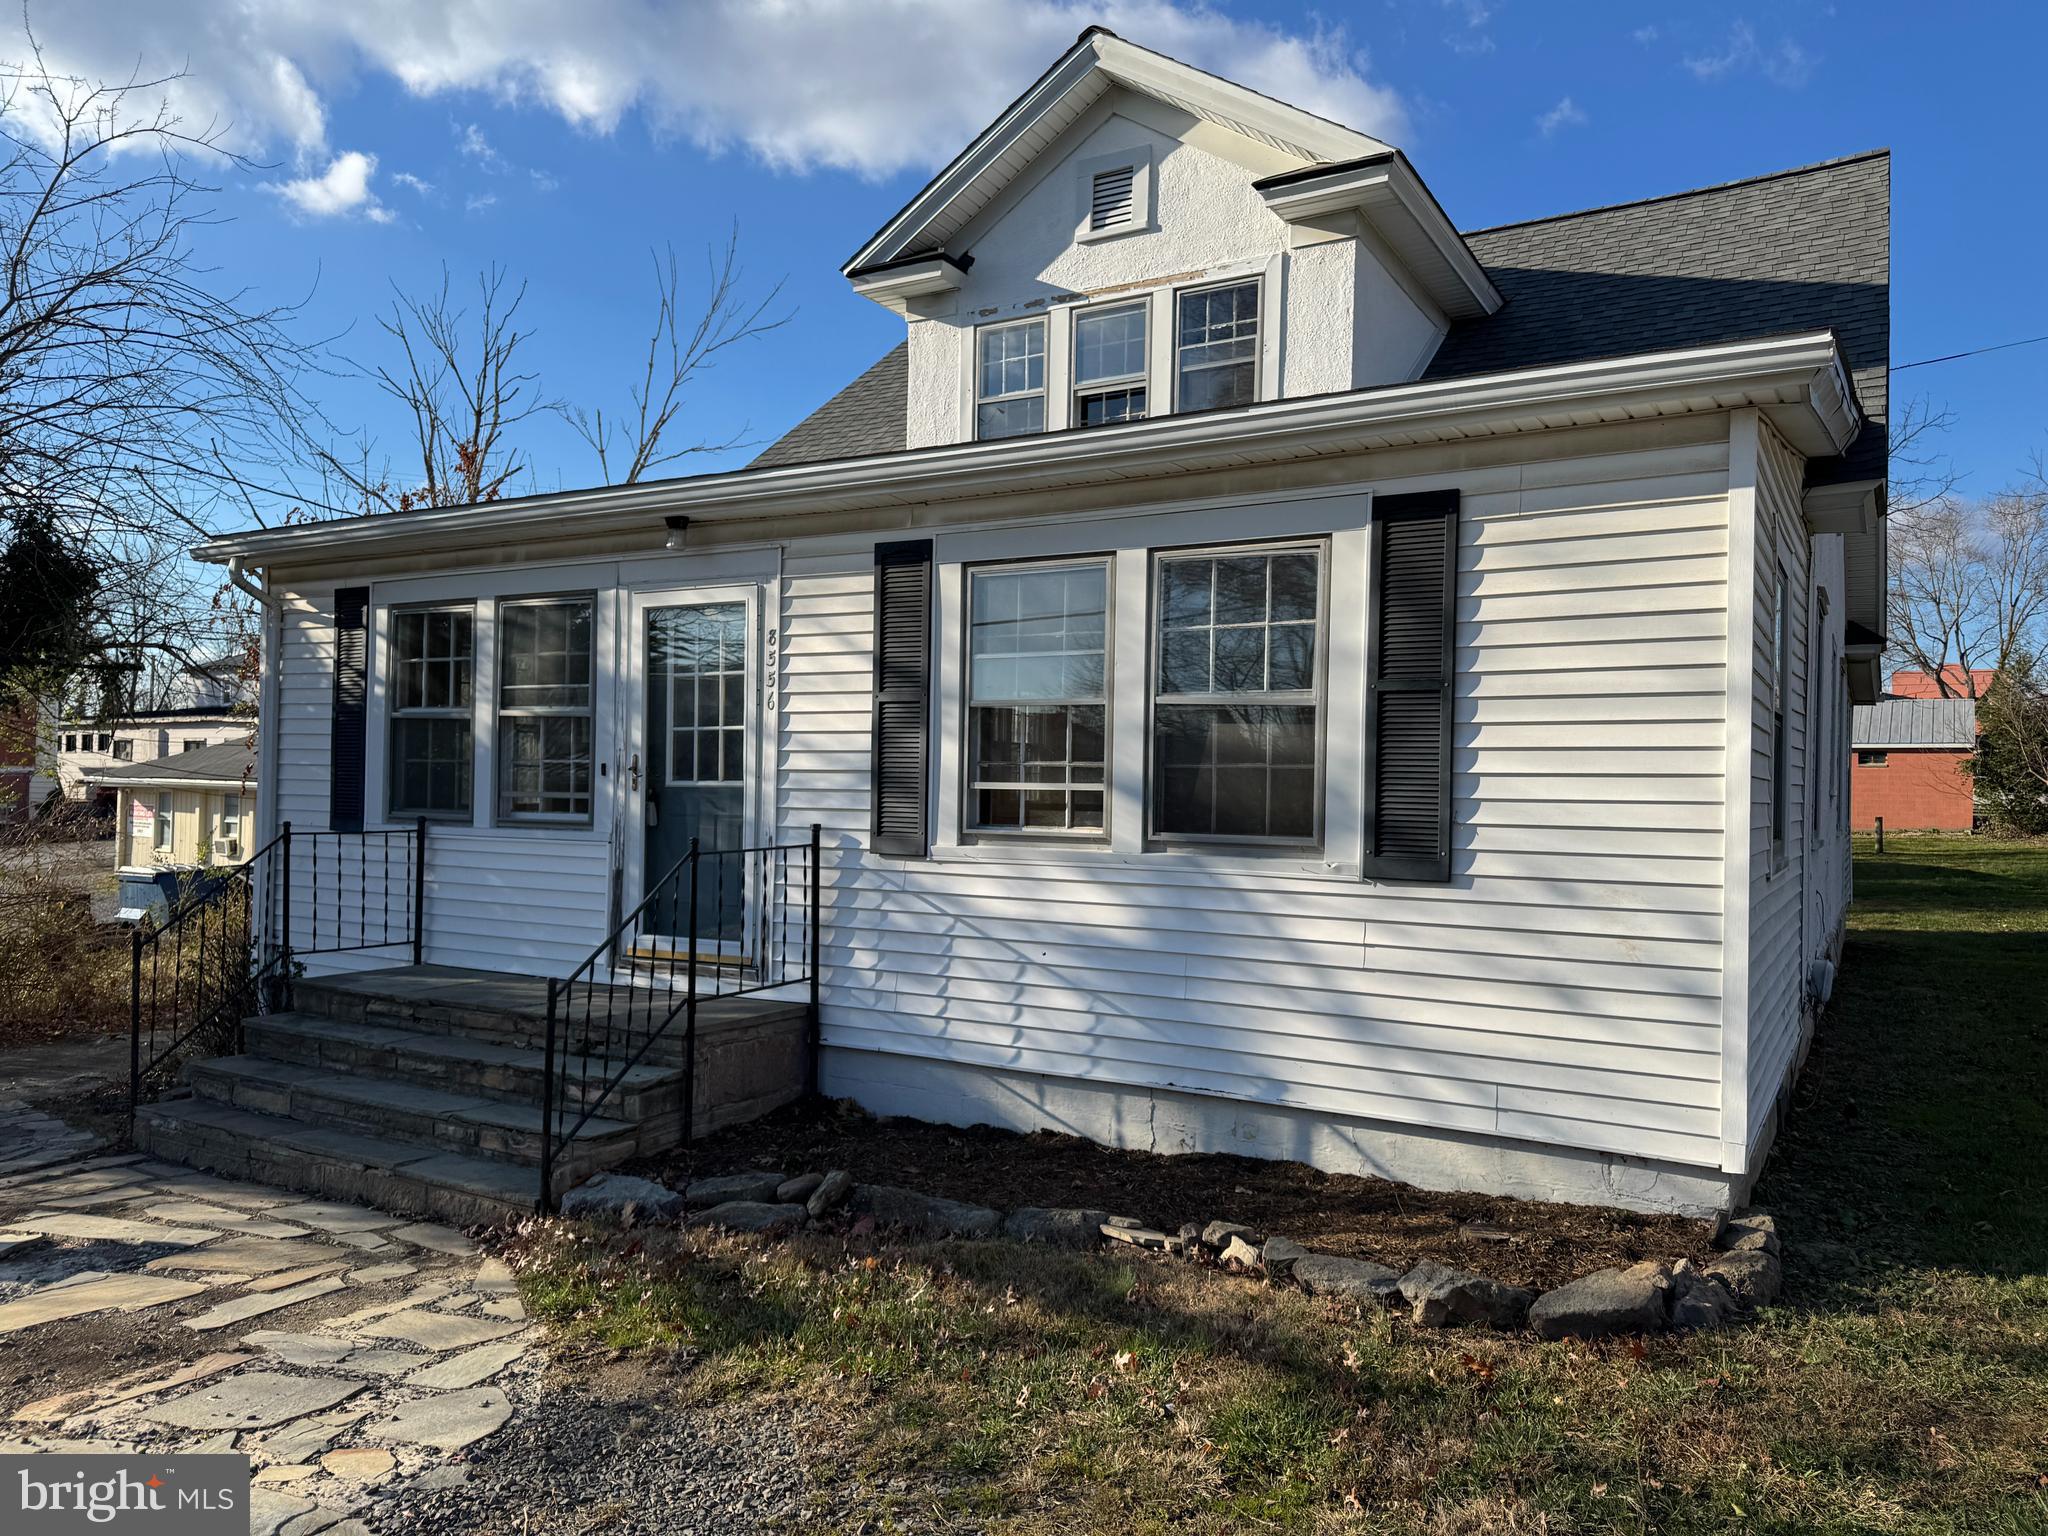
629 752 641 793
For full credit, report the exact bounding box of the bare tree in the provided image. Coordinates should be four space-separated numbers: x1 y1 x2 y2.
0 32 314 704
1888 488 2048 697
561 229 787 485
317 266 553 513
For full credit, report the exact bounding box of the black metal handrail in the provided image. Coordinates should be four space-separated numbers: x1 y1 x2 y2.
540 823 822 1211
129 819 427 1118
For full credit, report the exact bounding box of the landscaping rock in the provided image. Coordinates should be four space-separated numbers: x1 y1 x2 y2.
559 1173 685 1225
1715 1211 1780 1257
1259 1236 1310 1273
1528 1261 1672 1340
1098 1222 1181 1253
1002 1207 1114 1247
1201 1220 1263 1250
1667 1260 1742 1331
1703 1247 1782 1306
1217 1235 1264 1269
684 1172 785 1208
775 1173 824 1205
688 1201 808 1235
806 1169 854 1218
1294 1253 1404 1303
1398 1261 1535 1329
1178 1223 1204 1250
852 1184 1000 1238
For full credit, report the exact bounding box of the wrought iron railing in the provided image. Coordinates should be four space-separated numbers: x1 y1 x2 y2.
540 824 822 1211
128 819 426 1115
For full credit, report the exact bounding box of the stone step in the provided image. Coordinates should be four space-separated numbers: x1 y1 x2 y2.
133 1099 539 1227
242 1012 685 1123
186 1055 641 1177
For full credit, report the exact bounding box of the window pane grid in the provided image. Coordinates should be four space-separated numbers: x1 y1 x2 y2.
1175 281 1259 413
497 597 595 822
1152 544 1321 843
968 562 1108 834
977 320 1047 441
391 606 475 818
655 602 747 789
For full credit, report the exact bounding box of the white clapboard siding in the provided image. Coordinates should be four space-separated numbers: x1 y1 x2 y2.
1746 420 1812 1138
778 439 1737 1172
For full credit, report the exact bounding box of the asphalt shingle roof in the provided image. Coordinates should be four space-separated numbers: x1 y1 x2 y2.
749 343 907 470
88 738 257 786
750 152 1890 479
1852 698 1977 749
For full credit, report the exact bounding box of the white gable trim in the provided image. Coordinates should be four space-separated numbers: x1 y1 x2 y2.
844 29 1392 277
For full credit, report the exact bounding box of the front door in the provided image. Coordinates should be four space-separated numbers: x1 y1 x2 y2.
627 586 759 951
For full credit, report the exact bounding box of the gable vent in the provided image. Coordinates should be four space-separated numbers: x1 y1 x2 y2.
1089 165 1136 231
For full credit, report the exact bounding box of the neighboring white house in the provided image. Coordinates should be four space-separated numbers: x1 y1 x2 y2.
44 660 254 806
84 738 259 921
191 29 1888 1215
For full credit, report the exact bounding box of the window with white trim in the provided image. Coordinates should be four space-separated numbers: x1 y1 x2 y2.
1073 302 1148 427
1175 280 1260 413
967 561 1108 833
976 319 1046 440
388 606 474 820
220 793 242 840
1152 543 1322 842
496 596 595 823
154 791 174 853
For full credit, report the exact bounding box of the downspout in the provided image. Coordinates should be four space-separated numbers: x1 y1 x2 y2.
227 556 277 612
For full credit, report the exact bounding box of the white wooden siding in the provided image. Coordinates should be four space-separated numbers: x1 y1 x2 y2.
778 438 1735 1171
1745 418 1812 1141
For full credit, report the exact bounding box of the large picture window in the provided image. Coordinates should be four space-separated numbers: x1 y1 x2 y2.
1175 280 1260 413
976 319 1046 440
968 561 1108 833
1073 302 1147 427
389 606 474 819
497 597 595 822
1152 544 1321 842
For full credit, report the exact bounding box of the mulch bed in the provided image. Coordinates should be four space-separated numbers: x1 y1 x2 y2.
635 1099 1718 1292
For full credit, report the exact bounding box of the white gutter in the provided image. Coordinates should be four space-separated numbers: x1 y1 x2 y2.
193 330 1860 567
226 555 279 610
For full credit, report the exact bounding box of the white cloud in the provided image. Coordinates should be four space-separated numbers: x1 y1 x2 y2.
391 170 433 195
464 191 497 214
1441 0 1497 55
1633 25 1659 44
3 1 1409 184
271 150 391 222
456 121 504 170
1535 96 1586 136
1685 21 1812 88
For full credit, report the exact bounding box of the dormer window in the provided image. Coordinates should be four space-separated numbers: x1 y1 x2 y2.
1175 280 1261 412
1073 302 1148 427
976 319 1046 440
1088 166 1135 233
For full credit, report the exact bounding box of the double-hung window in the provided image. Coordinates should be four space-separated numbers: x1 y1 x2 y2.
497 597 595 823
967 561 1108 833
220 794 242 841
1072 302 1147 427
389 606 474 820
976 319 1046 440
153 792 174 853
1175 280 1260 413
1152 544 1322 842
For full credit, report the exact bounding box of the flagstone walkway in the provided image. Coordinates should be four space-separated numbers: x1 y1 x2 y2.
0 1099 541 1536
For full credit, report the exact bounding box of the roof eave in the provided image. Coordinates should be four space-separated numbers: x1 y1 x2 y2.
195 330 1859 570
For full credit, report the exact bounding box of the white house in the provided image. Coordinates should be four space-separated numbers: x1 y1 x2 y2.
182 30 1887 1217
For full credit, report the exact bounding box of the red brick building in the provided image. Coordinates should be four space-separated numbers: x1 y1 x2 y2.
1850 697 1977 831
1888 666 1994 699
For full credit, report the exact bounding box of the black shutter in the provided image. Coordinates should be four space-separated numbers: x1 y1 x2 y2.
870 540 933 858
330 586 369 833
1363 491 1457 882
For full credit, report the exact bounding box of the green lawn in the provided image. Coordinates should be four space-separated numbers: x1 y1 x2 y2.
517 835 2048 1534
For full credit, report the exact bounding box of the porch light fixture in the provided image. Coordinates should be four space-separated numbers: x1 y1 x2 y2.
664 515 691 550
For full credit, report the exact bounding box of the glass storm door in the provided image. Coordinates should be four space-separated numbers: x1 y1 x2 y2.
634 590 756 949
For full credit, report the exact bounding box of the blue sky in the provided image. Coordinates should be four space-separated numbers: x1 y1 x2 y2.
19 1 2048 522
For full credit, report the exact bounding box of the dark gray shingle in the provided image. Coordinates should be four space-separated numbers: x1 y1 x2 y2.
749 342 907 469
1426 152 1889 483
752 153 1889 479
